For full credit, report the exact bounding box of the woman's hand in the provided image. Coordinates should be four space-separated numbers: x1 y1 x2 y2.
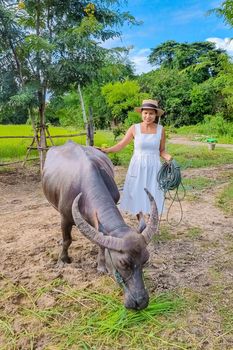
165 155 173 162
94 146 108 153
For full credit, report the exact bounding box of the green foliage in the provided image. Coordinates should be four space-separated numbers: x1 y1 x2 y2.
213 58 233 121
47 52 135 129
189 80 217 122
140 41 232 127
182 177 216 191
112 125 125 140
186 227 202 239
124 111 142 128
149 40 223 71
109 153 121 165
208 1 233 28
0 1 137 125
202 114 231 136
102 80 149 124
54 91 84 128
176 115 233 142
139 68 193 126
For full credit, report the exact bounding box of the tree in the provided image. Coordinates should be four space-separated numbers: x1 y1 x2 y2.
101 80 149 125
47 51 135 129
208 0 233 27
142 39 233 126
0 0 136 165
139 68 193 126
148 40 180 68
148 40 224 73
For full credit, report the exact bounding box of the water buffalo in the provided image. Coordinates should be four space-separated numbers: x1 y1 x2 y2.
42 140 159 310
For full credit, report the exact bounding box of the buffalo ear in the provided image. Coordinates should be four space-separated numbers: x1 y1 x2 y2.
96 215 109 235
72 194 125 251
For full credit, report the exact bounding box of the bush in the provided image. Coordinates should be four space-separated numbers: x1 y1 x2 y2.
124 111 141 128
112 125 125 140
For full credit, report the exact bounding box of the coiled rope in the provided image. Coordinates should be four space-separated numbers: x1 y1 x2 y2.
157 159 186 226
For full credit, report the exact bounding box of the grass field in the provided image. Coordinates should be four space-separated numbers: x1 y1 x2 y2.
0 125 114 162
1 125 233 170
174 117 233 144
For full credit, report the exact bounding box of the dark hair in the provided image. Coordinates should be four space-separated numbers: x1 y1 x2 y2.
154 115 160 124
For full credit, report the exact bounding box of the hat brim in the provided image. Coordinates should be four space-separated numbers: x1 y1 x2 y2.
134 107 165 117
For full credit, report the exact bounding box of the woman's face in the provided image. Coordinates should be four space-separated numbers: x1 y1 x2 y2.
141 109 157 125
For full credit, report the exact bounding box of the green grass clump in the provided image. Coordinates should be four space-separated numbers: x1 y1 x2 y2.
181 177 215 191
186 226 202 239
154 225 174 242
217 180 233 215
50 289 184 349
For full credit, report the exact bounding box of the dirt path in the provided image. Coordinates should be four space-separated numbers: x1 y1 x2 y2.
0 163 233 349
169 135 233 150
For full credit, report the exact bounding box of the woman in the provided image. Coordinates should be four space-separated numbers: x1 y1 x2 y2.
101 99 172 231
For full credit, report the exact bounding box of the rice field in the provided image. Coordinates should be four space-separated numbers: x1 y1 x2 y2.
0 125 114 162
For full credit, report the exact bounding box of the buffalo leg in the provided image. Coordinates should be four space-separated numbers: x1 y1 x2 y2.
60 216 72 263
97 246 107 273
136 211 146 233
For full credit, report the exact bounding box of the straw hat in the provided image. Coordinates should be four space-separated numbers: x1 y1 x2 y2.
135 99 165 117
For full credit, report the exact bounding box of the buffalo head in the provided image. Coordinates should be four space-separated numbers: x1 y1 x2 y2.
72 189 158 310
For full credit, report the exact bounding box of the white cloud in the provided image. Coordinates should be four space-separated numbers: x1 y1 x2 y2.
100 37 154 75
206 37 233 54
129 48 153 74
100 37 123 49
172 8 204 24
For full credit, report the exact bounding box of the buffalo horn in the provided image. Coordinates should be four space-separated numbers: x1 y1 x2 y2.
72 193 125 251
141 188 159 244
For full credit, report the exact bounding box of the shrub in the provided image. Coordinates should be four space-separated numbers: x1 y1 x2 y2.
112 125 125 140
124 111 141 128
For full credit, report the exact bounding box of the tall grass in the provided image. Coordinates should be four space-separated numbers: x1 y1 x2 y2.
217 180 233 215
174 115 233 144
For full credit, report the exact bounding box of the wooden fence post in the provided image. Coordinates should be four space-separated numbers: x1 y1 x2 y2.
88 107 94 146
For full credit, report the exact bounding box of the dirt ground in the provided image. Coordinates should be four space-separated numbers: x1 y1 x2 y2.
0 162 233 349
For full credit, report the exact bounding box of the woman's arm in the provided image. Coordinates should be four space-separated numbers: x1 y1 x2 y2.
102 125 134 153
160 127 172 161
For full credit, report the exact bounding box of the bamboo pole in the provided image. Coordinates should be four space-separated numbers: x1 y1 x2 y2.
0 157 39 166
0 132 87 139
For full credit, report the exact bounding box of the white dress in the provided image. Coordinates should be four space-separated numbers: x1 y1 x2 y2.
119 123 164 215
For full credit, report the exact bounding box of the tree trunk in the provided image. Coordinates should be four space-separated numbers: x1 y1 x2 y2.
78 84 90 146
88 107 94 146
38 88 47 172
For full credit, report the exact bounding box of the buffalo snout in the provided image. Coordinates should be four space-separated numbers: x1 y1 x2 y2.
124 289 149 310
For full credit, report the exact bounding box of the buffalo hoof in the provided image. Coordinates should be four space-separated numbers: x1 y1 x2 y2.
60 255 72 264
97 265 107 274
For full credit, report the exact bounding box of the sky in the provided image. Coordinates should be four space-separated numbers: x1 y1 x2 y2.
102 0 233 74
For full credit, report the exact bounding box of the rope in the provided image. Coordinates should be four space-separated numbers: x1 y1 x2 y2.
157 160 186 227
107 249 140 306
